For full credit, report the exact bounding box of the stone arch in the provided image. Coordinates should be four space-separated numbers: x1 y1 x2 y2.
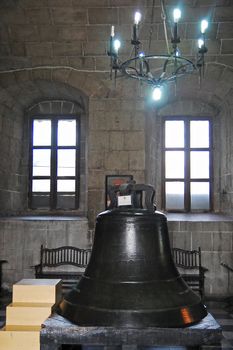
146 62 233 213
0 77 91 215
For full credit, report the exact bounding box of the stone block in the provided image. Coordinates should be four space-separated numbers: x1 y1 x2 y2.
52 8 87 24
26 42 52 57
191 232 213 251
89 151 104 169
48 0 72 6
213 231 232 251
109 131 124 150
9 24 39 41
218 23 233 39
130 111 145 130
89 131 109 150
83 41 107 56
88 8 118 24
58 26 87 41
1 8 28 24
25 8 52 24
129 150 145 170
105 111 132 131
124 131 145 150
110 0 157 5
88 190 104 211
179 221 203 232
0 44 10 56
183 7 214 22
214 6 233 21
52 68 70 83
88 170 106 189
20 0 48 7
53 42 83 56
73 0 109 6
87 25 110 41
105 151 129 170
221 39 233 54
172 231 192 250
216 54 233 67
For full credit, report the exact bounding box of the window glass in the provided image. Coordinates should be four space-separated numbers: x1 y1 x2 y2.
57 180 75 192
165 151 184 179
57 195 75 209
190 151 209 179
33 120 51 146
165 120 184 148
33 149 51 176
190 120 209 148
58 119 76 146
165 182 184 210
57 150 76 176
32 179 50 192
191 182 210 210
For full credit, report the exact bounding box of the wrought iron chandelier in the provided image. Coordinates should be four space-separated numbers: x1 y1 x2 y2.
108 0 208 101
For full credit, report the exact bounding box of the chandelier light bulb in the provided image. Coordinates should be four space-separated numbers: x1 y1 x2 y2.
139 52 145 57
134 11 142 25
111 25 115 37
113 39 121 53
152 86 162 101
201 19 208 34
198 38 204 49
173 8 181 23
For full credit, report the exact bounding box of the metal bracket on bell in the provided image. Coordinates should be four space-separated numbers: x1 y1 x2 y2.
108 182 156 212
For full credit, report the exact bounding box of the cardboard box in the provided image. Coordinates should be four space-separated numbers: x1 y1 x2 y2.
12 279 62 304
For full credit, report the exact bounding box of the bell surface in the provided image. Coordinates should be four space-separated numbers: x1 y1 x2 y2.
57 208 207 327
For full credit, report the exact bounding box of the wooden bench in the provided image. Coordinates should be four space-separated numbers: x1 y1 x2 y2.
34 245 92 292
172 247 207 299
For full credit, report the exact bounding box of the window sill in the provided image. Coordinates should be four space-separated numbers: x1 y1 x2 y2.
0 215 88 221
166 213 233 222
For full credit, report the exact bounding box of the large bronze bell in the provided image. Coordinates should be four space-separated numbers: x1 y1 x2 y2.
57 183 207 327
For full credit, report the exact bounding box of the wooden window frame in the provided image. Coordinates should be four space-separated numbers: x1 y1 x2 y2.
161 116 213 213
28 115 80 210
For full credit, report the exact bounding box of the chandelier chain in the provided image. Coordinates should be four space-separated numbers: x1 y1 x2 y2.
160 0 171 55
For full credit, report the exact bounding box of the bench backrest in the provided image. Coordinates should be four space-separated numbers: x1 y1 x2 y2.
40 245 92 268
172 247 202 270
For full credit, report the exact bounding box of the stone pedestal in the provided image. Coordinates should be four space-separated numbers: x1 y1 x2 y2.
40 313 222 350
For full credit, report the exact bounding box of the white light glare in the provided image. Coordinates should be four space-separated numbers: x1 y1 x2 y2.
173 8 181 23
152 86 162 101
201 19 208 34
113 39 121 53
134 11 142 25
111 25 115 37
198 38 204 49
175 48 181 57
139 52 145 58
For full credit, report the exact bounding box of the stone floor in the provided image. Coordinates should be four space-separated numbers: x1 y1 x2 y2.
0 293 233 349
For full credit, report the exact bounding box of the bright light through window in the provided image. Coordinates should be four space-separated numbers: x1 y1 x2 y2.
163 118 211 212
33 120 51 146
30 117 79 210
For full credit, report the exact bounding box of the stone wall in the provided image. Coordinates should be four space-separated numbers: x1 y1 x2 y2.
168 216 233 297
0 217 90 289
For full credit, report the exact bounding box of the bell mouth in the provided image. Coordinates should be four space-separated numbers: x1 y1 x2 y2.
57 275 207 328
